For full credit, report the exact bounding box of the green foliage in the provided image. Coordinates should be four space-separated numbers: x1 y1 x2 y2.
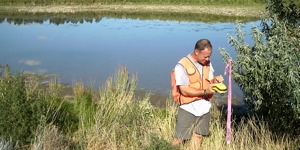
0 65 79 146
35 79 79 136
49 99 79 135
0 65 48 145
219 0 300 137
266 0 300 26
73 83 96 132
219 16 300 135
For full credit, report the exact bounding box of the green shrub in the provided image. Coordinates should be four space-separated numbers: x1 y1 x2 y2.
0 65 77 146
48 99 79 135
41 80 79 136
0 65 48 145
266 0 300 26
219 16 300 135
73 83 96 132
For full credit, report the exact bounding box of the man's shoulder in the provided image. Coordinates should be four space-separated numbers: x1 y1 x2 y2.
175 63 185 71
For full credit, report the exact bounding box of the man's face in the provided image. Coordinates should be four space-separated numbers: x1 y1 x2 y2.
195 47 212 65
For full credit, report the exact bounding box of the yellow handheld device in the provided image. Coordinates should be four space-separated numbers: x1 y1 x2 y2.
212 83 227 94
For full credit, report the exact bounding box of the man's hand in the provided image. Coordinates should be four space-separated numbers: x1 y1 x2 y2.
207 84 216 94
214 75 224 83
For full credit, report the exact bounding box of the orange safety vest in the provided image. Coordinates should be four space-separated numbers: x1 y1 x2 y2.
171 57 213 105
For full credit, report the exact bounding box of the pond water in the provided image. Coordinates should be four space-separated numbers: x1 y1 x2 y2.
0 14 259 100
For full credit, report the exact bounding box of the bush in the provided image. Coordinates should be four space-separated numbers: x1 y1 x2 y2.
0 65 77 146
266 0 300 26
219 16 300 135
219 0 300 136
0 65 48 145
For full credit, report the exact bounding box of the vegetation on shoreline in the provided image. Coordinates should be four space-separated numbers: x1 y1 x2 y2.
0 0 266 5
219 0 300 136
0 0 266 20
0 0 266 24
0 66 298 149
0 4 265 18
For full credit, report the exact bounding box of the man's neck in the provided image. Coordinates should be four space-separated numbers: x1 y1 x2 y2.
190 53 198 62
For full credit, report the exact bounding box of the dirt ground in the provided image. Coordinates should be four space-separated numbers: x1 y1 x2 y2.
3 4 265 17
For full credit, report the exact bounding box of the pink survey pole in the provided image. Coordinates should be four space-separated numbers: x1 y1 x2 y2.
224 59 232 144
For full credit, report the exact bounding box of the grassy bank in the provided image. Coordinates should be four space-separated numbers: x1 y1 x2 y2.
0 66 299 149
1 0 266 6
0 4 265 25
0 0 266 26
0 4 265 18
0 0 266 18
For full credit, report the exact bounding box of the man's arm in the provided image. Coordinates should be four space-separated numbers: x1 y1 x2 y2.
179 85 215 97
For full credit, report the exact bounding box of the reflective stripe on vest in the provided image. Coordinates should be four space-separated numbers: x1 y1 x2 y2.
171 57 212 105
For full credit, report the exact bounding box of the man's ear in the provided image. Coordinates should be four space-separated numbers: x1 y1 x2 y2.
195 49 200 55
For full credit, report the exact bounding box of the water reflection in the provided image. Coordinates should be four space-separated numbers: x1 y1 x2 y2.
0 12 259 100
0 11 259 25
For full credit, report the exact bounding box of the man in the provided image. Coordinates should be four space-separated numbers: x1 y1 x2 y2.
172 39 224 148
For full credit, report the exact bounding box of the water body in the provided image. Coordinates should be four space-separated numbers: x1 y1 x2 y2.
0 13 259 100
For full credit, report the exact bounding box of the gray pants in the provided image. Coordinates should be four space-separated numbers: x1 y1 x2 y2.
174 107 210 140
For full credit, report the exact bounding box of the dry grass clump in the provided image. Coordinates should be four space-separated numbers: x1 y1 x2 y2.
33 124 70 150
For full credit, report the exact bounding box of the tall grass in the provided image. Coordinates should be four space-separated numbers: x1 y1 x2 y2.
33 67 298 150
33 123 70 150
0 66 298 149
